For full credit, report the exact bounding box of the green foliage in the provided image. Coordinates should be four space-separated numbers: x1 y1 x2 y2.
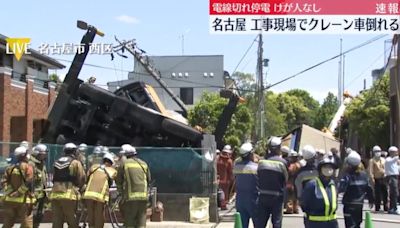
343 74 390 150
49 73 61 83
188 92 253 149
314 92 339 130
231 72 256 97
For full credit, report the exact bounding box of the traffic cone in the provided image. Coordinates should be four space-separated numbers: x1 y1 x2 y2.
365 211 373 228
234 212 243 228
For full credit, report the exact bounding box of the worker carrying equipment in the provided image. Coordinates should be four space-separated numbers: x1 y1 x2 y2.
83 152 117 228
49 143 86 228
301 156 338 228
1 146 35 228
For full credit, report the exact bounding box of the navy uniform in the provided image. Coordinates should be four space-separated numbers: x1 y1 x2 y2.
339 151 374 228
294 145 318 200
256 136 288 228
301 157 338 228
233 143 258 228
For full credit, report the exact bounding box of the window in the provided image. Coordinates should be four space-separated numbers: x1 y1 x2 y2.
180 88 194 105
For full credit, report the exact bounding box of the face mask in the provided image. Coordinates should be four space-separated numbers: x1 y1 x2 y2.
374 152 381 158
321 166 334 177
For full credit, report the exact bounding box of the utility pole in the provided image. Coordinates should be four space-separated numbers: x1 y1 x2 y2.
181 34 185 55
338 38 343 105
342 54 346 96
256 33 264 140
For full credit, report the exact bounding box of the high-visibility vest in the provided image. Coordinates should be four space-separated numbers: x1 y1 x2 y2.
307 177 337 222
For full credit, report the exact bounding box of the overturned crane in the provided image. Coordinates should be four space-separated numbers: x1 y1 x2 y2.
41 21 241 149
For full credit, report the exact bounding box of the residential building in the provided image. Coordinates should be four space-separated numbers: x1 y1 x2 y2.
0 34 64 155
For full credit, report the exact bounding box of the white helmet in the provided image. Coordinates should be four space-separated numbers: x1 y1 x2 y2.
346 151 361 166
93 146 103 154
103 153 115 165
102 146 110 154
78 143 88 151
222 145 232 154
216 149 220 154
20 141 29 149
345 147 353 154
64 143 77 154
388 146 398 153
289 150 298 157
120 144 133 155
239 143 253 156
32 144 48 156
281 146 290 155
125 146 137 156
372 145 382 152
302 145 316 160
14 146 28 157
268 136 282 147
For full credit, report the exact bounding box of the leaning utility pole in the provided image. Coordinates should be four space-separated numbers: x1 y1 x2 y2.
114 37 188 117
255 34 264 140
338 38 343 105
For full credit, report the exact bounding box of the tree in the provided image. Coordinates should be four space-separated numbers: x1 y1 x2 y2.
49 73 61 83
285 89 320 126
231 72 256 97
314 92 339 130
341 74 390 150
188 92 253 149
272 92 313 130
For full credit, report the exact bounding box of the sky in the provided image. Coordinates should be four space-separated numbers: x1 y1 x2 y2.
0 0 392 103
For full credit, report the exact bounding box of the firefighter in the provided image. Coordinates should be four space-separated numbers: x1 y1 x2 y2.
216 144 234 210
78 143 88 170
49 143 86 228
233 142 258 228
256 136 288 228
285 149 301 214
301 156 338 228
295 145 318 200
83 152 117 228
30 144 49 228
1 146 35 228
87 145 104 168
116 145 151 228
339 151 374 228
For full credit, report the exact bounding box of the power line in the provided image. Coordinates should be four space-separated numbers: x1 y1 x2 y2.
368 35 397 100
266 34 388 89
231 35 258 75
345 51 385 89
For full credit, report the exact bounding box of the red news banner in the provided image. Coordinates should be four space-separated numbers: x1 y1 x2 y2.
209 0 400 33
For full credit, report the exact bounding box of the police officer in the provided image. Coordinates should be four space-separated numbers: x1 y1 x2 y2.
233 142 258 228
83 152 117 228
256 136 288 228
49 143 86 228
301 156 338 228
295 145 318 200
1 146 35 228
30 144 49 228
116 146 151 228
339 151 374 228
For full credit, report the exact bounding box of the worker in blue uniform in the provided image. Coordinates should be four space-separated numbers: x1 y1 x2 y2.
301 156 338 228
339 151 374 228
255 136 288 228
233 142 258 228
